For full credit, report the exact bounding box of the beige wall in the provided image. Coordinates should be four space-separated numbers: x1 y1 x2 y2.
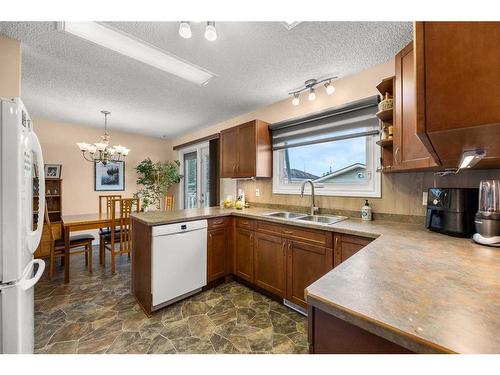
172 60 500 217
0 36 21 98
34 118 173 216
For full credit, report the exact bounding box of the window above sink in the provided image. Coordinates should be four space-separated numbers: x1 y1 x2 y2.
269 96 381 198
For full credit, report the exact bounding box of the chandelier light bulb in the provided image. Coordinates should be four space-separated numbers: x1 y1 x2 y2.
87 145 97 154
178 21 192 39
292 93 300 106
205 22 217 41
325 81 335 95
308 88 316 101
76 142 90 151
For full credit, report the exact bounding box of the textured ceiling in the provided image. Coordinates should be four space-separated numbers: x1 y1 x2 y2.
0 22 412 138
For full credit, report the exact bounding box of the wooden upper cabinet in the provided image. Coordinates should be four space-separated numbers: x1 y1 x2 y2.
220 126 238 178
393 42 438 170
286 239 332 308
254 232 287 297
415 22 500 168
219 120 272 178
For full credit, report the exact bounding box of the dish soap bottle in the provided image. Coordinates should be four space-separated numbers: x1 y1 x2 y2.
361 200 372 221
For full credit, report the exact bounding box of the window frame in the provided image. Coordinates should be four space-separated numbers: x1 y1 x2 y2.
272 134 381 198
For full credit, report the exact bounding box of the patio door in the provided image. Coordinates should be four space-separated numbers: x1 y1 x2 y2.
179 143 210 209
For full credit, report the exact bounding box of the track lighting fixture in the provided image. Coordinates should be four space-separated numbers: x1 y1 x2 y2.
177 21 217 41
178 21 192 39
205 22 217 41
288 76 338 105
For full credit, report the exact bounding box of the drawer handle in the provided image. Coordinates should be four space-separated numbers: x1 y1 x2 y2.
241 221 249 225
213 219 223 225
283 230 294 235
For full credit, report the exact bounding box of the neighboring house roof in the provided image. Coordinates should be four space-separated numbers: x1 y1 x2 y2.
284 168 319 180
313 163 366 183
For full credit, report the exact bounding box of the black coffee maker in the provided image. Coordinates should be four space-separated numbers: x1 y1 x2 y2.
425 188 479 237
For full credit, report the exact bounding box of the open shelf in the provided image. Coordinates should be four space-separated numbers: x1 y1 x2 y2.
376 108 393 122
376 138 394 147
376 76 395 97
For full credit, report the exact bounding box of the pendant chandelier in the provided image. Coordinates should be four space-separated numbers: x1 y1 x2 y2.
76 110 130 165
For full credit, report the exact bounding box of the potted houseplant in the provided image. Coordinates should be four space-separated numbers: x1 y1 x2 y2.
134 158 181 210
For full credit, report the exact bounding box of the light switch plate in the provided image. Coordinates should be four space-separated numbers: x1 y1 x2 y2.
422 191 428 205
255 188 260 197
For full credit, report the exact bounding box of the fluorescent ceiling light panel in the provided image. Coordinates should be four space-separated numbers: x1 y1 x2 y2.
58 22 215 86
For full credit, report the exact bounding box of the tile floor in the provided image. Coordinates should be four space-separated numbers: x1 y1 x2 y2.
34 250 308 354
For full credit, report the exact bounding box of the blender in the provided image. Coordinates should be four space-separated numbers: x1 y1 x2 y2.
473 180 500 246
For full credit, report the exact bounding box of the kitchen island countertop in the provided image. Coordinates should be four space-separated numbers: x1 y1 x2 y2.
131 207 500 353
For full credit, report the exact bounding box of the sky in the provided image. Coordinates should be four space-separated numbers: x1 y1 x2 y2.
285 137 366 177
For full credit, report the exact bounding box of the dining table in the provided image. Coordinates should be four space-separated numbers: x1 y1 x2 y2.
61 212 120 283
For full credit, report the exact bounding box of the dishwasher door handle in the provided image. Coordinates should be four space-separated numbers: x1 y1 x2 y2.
153 228 206 238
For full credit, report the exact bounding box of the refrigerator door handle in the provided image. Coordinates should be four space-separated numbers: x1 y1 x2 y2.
19 259 45 291
25 131 45 254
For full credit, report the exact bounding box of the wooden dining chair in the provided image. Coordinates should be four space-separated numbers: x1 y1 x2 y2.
44 200 95 280
164 194 175 211
102 198 140 274
98 194 122 265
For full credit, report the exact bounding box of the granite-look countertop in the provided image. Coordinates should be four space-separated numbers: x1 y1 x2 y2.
131 207 500 353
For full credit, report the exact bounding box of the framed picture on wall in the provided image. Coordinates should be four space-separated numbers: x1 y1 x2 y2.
94 161 125 191
44 164 62 179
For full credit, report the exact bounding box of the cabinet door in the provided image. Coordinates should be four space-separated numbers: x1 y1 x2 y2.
208 228 227 282
415 22 500 167
287 239 332 308
394 42 438 170
234 227 254 282
333 234 372 267
220 127 238 178
236 121 256 177
254 232 286 297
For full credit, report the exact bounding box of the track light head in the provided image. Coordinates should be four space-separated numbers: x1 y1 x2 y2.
205 22 217 41
292 93 300 106
325 80 335 95
179 21 192 39
308 88 316 101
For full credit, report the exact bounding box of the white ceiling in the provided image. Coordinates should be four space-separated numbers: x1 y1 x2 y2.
0 22 412 138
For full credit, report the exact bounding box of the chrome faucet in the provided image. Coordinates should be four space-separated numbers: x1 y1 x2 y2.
300 179 319 216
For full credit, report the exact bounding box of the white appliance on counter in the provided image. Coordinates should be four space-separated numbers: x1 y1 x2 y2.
151 220 207 308
0 98 46 353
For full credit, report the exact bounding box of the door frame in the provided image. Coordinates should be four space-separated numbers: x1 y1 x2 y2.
177 141 209 209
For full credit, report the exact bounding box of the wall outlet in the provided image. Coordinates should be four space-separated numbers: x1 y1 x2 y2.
422 191 428 205
255 188 261 197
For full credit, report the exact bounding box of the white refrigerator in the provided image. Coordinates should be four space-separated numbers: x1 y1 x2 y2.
0 97 46 354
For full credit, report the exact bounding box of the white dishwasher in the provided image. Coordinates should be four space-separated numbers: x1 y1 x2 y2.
151 219 207 308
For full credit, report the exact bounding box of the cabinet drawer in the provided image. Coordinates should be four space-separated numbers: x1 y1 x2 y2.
257 221 330 247
341 234 372 246
236 217 254 230
208 216 230 229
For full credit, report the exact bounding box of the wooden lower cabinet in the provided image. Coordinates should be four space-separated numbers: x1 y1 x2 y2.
286 239 332 308
254 232 287 297
334 233 373 267
207 227 227 282
34 222 62 258
234 227 254 282
308 306 413 354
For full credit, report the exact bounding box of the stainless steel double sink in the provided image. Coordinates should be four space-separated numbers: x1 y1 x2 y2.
264 211 348 225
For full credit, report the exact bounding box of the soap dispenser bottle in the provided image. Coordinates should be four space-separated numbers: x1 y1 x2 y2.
361 200 372 221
